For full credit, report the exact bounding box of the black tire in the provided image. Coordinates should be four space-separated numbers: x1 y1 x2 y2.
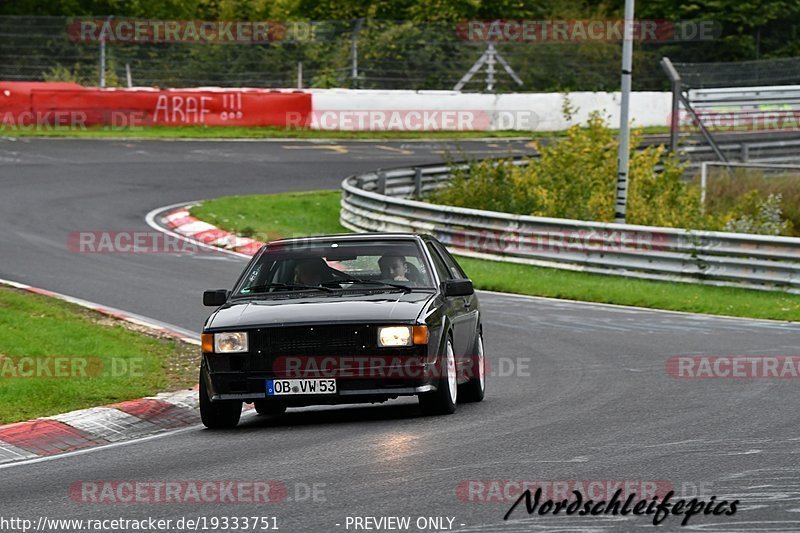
459 333 485 403
199 368 242 429
254 399 287 416
419 337 457 416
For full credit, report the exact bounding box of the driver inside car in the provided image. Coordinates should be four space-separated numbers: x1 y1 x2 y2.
294 258 334 286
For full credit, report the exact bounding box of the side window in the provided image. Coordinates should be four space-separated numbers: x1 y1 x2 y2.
425 242 451 281
432 241 467 280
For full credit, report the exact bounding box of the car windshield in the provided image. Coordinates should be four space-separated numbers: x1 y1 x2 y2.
234 238 434 296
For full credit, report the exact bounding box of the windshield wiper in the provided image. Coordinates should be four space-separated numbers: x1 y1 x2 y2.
325 275 412 293
238 283 333 294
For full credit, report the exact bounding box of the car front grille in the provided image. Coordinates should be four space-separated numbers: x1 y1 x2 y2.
249 324 378 356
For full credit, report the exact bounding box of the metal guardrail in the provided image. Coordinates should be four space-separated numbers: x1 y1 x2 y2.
340 160 800 294
680 138 800 165
688 85 800 108
661 57 800 163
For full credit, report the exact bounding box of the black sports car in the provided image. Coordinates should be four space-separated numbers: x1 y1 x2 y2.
199 233 485 428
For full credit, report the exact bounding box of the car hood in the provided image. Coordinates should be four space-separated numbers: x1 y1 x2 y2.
206 291 435 330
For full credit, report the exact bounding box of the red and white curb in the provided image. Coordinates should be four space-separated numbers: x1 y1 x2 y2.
0 389 203 465
0 279 215 465
160 205 263 256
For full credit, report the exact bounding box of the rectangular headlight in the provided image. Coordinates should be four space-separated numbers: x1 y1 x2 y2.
378 326 413 347
214 332 248 353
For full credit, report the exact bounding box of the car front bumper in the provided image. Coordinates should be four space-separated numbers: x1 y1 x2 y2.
202 354 439 403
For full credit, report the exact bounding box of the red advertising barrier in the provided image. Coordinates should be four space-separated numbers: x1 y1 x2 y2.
1 81 84 123
1 82 311 128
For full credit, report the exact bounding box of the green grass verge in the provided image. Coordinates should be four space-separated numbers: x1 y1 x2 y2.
190 191 800 322
1 125 532 139
0 287 198 424
191 190 347 240
0 124 670 140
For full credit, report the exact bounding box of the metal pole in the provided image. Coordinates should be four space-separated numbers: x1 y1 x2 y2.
351 37 357 84
351 43 357 87
679 92 728 162
700 161 708 209
125 63 132 88
99 15 113 88
486 44 496 92
659 57 681 153
351 18 364 89
614 0 635 224
297 62 303 89
669 74 680 153
99 39 106 88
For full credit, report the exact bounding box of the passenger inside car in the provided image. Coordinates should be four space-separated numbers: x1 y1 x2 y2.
378 255 422 285
378 255 408 282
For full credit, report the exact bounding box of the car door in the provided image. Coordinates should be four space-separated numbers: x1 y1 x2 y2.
432 240 479 353
425 241 472 359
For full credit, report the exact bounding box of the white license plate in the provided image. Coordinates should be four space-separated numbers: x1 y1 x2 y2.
266 378 337 396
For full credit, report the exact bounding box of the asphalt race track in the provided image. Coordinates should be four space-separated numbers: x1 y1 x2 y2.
2 137 800 531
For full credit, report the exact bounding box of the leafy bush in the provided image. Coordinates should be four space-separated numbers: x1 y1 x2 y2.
43 60 122 87
429 110 793 235
724 193 792 236
700 168 800 236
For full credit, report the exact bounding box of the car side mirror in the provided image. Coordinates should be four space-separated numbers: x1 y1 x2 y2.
203 289 230 307
442 279 474 297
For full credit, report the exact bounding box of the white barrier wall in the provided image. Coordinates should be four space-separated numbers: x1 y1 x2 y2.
306 89 671 131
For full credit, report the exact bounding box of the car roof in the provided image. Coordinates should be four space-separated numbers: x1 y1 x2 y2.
268 232 430 245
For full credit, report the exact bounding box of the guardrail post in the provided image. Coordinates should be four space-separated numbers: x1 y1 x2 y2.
413 168 422 199
741 144 749 162
376 169 386 195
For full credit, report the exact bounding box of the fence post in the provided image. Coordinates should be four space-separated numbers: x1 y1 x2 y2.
414 168 422 199
351 18 364 89
99 36 106 88
99 15 113 88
